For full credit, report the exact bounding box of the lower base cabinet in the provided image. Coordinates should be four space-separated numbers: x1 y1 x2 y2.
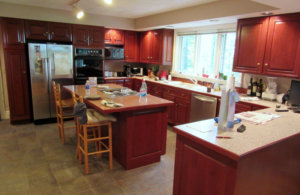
173 131 300 195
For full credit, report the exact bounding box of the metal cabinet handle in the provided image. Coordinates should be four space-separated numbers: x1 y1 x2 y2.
264 63 268 66
43 32 48 37
257 63 260 66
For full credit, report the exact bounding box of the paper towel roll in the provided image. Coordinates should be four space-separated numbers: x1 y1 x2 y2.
227 75 235 90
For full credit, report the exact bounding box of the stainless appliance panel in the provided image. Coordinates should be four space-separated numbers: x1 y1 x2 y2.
190 93 217 122
28 43 51 120
47 44 73 118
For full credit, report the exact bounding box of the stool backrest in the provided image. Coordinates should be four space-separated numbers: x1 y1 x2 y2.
52 81 63 116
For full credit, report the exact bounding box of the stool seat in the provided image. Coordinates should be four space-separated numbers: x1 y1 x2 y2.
87 109 117 124
61 98 74 108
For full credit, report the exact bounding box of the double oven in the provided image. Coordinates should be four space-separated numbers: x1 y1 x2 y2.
74 48 104 84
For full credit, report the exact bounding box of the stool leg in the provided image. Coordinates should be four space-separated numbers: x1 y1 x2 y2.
108 122 113 170
78 125 83 164
83 125 89 174
97 126 102 158
57 115 61 138
61 116 65 144
93 127 99 157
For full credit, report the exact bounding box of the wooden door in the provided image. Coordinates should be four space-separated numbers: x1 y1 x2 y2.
49 22 72 42
89 26 104 48
72 24 89 47
139 31 152 63
1 18 25 49
150 30 162 64
4 50 31 122
173 136 235 195
233 17 269 74
175 98 190 125
263 13 300 77
113 29 124 45
124 31 139 62
25 20 49 40
162 91 176 124
162 29 174 65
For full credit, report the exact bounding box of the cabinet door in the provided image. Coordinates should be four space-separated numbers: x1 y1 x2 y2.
162 92 176 124
72 24 89 47
4 50 31 122
162 29 174 65
49 22 72 42
134 79 142 91
124 79 133 89
104 29 113 44
1 18 25 49
139 31 152 63
150 30 162 64
175 98 190 125
113 29 124 45
89 26 104 48
233 17 269 74
263 13 300 77
25 20 49 40
124 31 139 62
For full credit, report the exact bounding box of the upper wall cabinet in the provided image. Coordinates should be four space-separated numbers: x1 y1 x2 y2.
25 20 72 42
104 29 124 45
1 18 25 49
140 29 174 65
233 13 300 78
73 24 104 48
124 31 139 62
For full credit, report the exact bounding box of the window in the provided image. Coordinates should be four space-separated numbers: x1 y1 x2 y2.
174 32 241 85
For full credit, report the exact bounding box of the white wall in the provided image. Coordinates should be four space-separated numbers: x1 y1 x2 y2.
0 2 135 30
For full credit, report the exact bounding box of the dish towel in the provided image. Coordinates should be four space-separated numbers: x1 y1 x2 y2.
73 102 87 124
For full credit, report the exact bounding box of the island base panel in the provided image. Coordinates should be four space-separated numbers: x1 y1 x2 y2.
112 107 168 170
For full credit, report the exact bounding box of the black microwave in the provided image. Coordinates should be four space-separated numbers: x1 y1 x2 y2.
105 47 124 60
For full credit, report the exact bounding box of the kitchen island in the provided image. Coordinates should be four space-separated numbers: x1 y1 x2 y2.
172 107 300 195
64 84 173 170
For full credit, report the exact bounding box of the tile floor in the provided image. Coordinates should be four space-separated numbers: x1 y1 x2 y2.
0 120 176 195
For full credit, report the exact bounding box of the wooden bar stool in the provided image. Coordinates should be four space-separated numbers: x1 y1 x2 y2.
73 93 116 174
52 81 75 144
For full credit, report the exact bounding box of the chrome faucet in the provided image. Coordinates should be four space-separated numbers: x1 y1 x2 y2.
189 78 198 85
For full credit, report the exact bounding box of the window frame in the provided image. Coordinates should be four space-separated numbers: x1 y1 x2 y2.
172 31 241 87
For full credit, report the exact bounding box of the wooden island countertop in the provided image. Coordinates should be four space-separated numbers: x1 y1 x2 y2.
63 84 174 170
63 84 173 114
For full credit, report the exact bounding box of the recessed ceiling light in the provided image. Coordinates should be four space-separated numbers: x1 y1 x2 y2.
262 11 273 16
76 10 84 19
104 0 112 5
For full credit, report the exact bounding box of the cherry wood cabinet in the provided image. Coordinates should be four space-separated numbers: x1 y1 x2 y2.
162 86 190 125
263 14 300 77
233 13 300 78
133 79 142 91
48 22 72 42
104 29 124 45
73 24 104 48
104 79 124 86
25 20 72 42
146 81 162 97
4 50 31 123
1 18 25 49
140 29 174 65
124 79 133 89
140 30 162 64
124 31 139 62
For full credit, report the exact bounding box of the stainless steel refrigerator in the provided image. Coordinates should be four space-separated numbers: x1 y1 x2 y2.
28 43 73 121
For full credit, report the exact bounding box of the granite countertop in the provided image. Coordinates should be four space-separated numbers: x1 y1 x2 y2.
174 106 300 158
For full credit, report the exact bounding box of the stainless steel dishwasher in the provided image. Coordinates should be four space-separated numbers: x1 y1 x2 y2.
190 93 217 122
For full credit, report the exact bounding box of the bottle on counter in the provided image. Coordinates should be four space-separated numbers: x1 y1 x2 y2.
247 77 253 96
256 79 263 98
252 78 257 96
85 80 90 96
139 78 147 97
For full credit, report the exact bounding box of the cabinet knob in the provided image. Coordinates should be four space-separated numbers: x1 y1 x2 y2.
23 71 26 75
257 63 260 66
264 63 268 66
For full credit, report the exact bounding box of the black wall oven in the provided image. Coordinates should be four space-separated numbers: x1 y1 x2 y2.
74 48 104 84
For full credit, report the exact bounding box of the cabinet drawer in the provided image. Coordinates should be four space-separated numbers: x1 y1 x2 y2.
175 90 191 100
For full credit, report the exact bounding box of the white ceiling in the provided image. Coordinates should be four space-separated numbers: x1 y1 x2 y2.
0 0 219 18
